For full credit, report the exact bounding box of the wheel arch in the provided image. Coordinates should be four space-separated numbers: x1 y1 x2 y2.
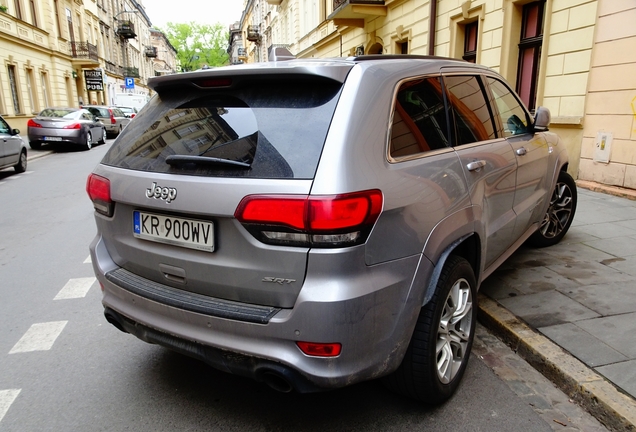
421 233 481 307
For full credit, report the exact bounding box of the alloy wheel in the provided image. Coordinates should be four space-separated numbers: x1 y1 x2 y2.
436 277 473 384
538 180 574 239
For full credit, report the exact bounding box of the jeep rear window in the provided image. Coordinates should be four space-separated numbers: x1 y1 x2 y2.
100 78 343 179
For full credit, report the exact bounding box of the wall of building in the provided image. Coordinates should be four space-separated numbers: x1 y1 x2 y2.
0 0 157 131
579 0 636 189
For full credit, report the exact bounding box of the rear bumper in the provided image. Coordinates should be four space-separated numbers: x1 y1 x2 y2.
28 128 84 145
91 234 431 391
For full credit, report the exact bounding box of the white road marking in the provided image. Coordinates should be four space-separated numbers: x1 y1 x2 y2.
9 321 68 354
0 389 20 423
84 255 92 264
54 277 96 300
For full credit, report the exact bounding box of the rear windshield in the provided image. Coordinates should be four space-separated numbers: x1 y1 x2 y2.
100 77 343 179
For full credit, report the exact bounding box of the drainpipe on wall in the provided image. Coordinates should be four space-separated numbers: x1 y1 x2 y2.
428 0 437 55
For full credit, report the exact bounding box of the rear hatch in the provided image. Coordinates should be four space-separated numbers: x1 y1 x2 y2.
92 64 352 308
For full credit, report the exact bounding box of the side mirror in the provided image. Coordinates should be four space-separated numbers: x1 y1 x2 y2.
12 128 20 135
533 106 551 132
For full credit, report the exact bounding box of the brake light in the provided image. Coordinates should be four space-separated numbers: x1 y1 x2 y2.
63 122 82 129
296 342 341 357
27 119 42 128
108 109 116 124
235 190 383 247
195 78 232 88
86 174 113 216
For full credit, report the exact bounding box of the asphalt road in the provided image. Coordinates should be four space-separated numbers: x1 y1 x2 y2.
0 142 605 431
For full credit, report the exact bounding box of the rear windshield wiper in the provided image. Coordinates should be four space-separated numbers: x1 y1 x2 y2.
165 155 251 168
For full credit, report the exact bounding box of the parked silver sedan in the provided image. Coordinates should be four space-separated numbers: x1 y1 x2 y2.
28 107 107 151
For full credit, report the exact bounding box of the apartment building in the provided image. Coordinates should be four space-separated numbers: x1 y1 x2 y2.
231 0 636 190
0 0 174 131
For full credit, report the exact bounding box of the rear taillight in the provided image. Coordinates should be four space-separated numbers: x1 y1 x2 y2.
63 122 82 129
86 174 113 216
108 109 116 124
234 190 383 247
27 119 42 128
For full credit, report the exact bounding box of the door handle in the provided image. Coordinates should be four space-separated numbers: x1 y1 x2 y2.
516 147 527 156
466 160 486 171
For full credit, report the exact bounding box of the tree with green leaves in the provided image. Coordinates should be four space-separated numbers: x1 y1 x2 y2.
160 22 229 71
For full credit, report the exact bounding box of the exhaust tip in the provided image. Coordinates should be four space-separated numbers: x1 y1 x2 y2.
104 310 127 333
259 370 294 393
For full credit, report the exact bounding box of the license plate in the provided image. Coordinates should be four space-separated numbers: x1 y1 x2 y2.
44 136 62 141
133 211 215 252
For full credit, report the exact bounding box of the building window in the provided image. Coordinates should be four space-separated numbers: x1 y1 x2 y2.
396 40 408 55
29 0 37 26
463 22 478 63
8 65 22 115
13 0 23 20
40 71 50 107
0 71 5 115
65 76 74 106
53 0 61 37
516 0 545 112
66 8 74 41
25 68 38 113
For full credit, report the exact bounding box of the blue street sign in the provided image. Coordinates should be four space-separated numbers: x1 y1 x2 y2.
125 77 135 89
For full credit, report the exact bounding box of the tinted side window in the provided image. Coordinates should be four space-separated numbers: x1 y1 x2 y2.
487 77 531 137
444 75 497 146
0 117 9 134
390 77 450 159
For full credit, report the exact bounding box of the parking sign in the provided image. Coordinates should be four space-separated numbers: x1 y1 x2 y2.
125 77 135 89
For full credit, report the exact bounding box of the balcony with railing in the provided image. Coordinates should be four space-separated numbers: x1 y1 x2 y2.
116 20 136 39
329 0 386 23
70 41 100 67
247 25 260 42
144 46 157 57
123 67 140 78
104 60 124 76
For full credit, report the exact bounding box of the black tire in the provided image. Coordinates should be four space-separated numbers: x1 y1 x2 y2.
29 141 41 150
383 255 477 404
527 170 577 248
98 128 107 144
84 131 92 151
14 150 27 173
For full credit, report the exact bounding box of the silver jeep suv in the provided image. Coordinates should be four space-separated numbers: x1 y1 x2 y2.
87 54 576 404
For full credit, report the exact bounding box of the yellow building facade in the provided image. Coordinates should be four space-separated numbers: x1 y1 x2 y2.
0 0 169 132
251 0 636 189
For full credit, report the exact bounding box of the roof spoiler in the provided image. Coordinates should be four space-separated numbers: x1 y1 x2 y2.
268 46 295 62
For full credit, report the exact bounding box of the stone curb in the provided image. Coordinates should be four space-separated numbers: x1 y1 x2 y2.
27 150 54 161
477 293 636 432
576 180 636 201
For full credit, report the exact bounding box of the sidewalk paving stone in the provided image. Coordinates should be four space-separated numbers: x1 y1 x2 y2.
539 323 628 367
478 183 636 430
